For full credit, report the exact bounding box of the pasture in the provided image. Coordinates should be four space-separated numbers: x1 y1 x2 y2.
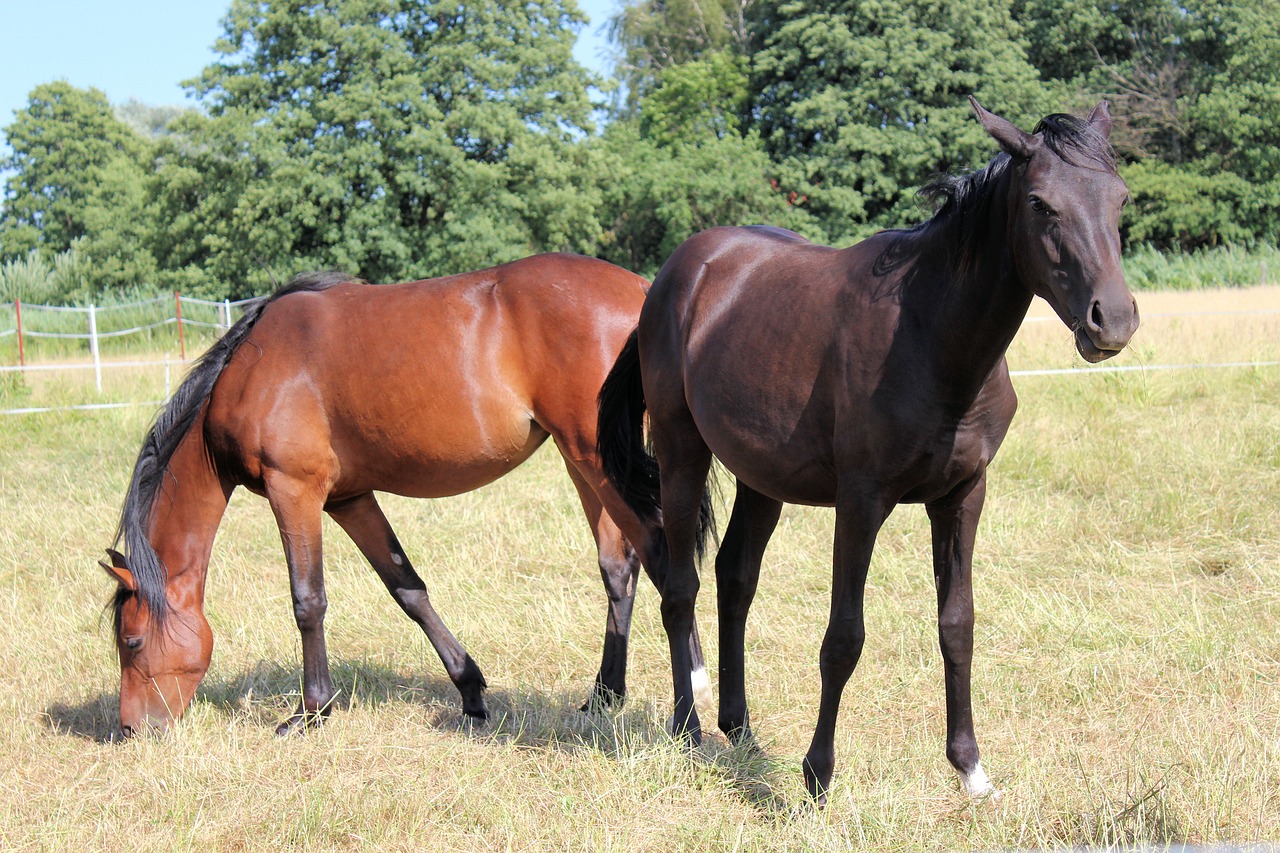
1 285 1278 850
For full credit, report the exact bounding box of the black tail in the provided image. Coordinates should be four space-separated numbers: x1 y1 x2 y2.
596 329 715 560
110 271 359 633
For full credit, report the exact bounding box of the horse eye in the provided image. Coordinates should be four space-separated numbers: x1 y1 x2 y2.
1029 195 1050 214
124 637 144 652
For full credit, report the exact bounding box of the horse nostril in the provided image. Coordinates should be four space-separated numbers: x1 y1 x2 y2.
1090 300 1105 331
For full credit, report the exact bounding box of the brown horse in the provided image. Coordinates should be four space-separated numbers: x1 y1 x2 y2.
597 99 1140 803
101 253 708 738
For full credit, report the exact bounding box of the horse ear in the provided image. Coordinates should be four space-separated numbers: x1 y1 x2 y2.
100 548 137 591
969 95 1038 159
1087 100 1113 139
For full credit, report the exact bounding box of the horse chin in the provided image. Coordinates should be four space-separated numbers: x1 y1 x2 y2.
1075 329 1119 364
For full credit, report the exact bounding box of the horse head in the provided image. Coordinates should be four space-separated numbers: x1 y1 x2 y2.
971 96 1139 362
100 548 212 737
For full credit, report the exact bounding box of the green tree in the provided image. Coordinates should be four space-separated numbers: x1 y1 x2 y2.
592 122 802 276
749 0 1050 244
639 49 750 145
156 0 602 297
608 0 755 111
0 81 159 296
1016 0 1280 247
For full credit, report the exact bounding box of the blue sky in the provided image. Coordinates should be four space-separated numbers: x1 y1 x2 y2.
0 0 619 159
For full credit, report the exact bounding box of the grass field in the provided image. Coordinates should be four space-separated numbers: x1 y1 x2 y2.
1 287 1278 850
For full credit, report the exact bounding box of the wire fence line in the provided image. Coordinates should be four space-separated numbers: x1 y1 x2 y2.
1 297 1278 416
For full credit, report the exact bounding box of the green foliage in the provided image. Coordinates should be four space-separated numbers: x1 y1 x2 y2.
607 0 752 111
1121 161 1259 250
1122 242 1280 290
0 241 90 304
639 50 750 146
150 0 601 297
749 0 1051 244
593 122 801 276
3 0 1279 298
1016 0 1280 250
0 81 160 294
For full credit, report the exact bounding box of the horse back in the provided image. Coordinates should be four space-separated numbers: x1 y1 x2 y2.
203 254 647 499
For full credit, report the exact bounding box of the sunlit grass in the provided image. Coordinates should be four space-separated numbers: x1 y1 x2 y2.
0 286 1277 849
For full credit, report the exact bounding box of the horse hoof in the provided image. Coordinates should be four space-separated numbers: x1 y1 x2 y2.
580 684 625 715
726 727 762 755
458 711 489 734
274 710 327 737
958 762 1000 800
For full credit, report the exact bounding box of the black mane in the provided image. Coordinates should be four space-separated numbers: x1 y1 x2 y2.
110 271 361 636
920 112 1116 224
873 112 1115 285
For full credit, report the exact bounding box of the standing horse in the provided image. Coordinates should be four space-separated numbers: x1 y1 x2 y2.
597 99 1139 803
101 253 709 738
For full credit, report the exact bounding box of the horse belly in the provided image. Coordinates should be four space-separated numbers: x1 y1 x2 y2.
331 406 549 500
687 376 839 507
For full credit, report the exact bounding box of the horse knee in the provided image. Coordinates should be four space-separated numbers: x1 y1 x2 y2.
937 613 974 664
819 622 865 676
292 590 328 631
658 575 699 627
598 551 638 603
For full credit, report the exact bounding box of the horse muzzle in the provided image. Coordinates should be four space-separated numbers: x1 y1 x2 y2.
1074 294 1140 363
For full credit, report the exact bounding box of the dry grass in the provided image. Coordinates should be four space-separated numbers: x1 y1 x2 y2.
1 287 1278 850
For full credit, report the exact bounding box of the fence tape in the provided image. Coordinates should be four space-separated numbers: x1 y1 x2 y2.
1 400 164 416
0 359 172 374
22 317 176 340
1010 360 1280 377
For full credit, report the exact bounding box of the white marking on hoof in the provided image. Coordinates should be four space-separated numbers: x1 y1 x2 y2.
958 762 1000 800
691 666 712 708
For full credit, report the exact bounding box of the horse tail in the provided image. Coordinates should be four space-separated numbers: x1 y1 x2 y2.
111 271 359 632
596 329 715 561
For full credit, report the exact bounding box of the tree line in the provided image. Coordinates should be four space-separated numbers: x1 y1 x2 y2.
2 0 1277 302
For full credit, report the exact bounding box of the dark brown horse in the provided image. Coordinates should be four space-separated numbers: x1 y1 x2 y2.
598 99 1139 803
101 253 708 738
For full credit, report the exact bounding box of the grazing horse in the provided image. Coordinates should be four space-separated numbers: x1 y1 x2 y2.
597 99 1139 803
100 253 709 738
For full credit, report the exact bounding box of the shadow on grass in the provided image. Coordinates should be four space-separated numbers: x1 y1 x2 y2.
43 657 796 814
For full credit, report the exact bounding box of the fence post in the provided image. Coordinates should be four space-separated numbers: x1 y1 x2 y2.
223 299 232 332
14 300 24 367
89 303 102 394
174 291 186 360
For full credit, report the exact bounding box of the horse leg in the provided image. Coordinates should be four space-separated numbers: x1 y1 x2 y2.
553 439 711 712
715 480 782 746
802 489 889 805
266 476 337 736
559 463 639 710
326 493 489 722
649 413 714 745
927 475 996 798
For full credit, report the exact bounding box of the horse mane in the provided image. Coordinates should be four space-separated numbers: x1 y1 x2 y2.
111 271 363 636
873 112 1116 285
921 112 1116 224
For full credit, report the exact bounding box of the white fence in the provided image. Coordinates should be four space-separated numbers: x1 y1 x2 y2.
0 294 263 413
2 299 1279 416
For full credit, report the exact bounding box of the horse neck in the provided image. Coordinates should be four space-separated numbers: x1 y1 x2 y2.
146 420 229 609
906 169 1033 395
